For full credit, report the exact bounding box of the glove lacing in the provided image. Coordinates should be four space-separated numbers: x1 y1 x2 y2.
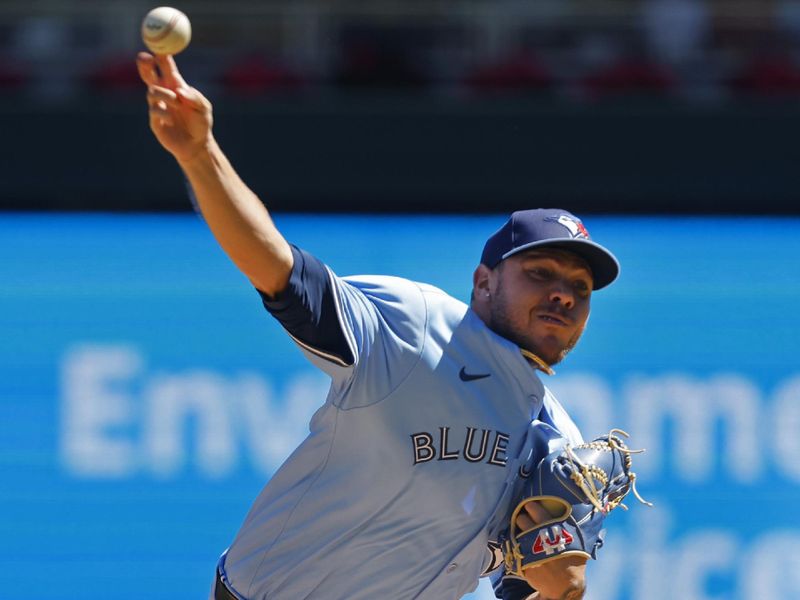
563 429 653 514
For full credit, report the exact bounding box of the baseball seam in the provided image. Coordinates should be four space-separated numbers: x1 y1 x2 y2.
146 13 180 43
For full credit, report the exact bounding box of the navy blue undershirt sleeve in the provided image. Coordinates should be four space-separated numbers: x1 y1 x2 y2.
258 245 355 367
492 575 536 600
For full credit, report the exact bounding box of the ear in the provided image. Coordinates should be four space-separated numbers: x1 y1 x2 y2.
473 264 492 297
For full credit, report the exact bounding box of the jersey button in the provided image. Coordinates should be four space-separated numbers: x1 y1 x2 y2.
446 563 458 573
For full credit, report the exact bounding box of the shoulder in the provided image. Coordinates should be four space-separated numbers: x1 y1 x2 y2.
330 276 464 408
341 275 465 320
342 275 452 300
336 275 461 356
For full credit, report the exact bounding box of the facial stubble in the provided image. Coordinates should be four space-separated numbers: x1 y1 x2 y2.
488 278 585 366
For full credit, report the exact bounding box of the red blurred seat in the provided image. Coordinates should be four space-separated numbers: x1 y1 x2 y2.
464 51 553 91
730 56 800 95
0 59 27 88
221 54 304 95
85 54 141 91
582 60 675 97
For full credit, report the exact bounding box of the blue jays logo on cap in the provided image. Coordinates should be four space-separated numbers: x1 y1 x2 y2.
544 215 591 240
480 208 620 290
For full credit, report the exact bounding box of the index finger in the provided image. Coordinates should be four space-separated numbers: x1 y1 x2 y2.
523 501 552 524
136 52 159 86
154 54 188 90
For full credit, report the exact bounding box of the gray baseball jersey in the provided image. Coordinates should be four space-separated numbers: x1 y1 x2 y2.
213 247 582 600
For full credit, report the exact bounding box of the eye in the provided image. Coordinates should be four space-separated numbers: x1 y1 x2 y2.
527 267 553 280
573 280 591 297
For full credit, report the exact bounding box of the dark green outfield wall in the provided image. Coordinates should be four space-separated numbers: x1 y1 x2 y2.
3 95 799 214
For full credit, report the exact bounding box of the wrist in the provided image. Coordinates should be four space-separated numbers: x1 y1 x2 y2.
175 135 218 170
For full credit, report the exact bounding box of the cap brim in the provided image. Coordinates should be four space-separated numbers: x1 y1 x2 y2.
501 239 620 290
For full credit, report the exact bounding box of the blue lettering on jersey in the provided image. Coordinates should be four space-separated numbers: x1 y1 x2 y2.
410 427 511 467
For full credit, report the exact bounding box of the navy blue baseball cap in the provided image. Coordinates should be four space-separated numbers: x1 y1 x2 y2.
480 208 620 290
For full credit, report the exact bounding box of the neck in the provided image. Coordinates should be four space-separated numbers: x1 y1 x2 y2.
471 301 555 376
520 349 555 376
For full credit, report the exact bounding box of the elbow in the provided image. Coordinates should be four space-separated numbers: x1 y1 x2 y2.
243 243 294 297
250 271 291 298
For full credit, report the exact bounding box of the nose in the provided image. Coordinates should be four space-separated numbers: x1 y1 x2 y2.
548 281 575 309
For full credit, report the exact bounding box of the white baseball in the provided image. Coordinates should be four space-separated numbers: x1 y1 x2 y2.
141 7 192 56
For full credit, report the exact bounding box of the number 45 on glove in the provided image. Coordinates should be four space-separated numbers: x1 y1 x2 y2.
502 429 652 577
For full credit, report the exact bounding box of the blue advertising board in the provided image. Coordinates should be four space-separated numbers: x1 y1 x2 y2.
1 213 798 599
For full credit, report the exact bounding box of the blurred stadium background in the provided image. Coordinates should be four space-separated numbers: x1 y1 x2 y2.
1 1 799 599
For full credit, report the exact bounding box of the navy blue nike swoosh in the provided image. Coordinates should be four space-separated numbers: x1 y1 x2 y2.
459 367 491 382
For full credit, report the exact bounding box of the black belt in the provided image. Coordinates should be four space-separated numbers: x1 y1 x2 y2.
215 567 240 600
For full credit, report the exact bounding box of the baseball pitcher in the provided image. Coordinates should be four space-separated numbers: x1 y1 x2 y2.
137 51 645 600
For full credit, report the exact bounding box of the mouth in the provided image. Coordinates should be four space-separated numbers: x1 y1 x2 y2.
537 312 570 327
